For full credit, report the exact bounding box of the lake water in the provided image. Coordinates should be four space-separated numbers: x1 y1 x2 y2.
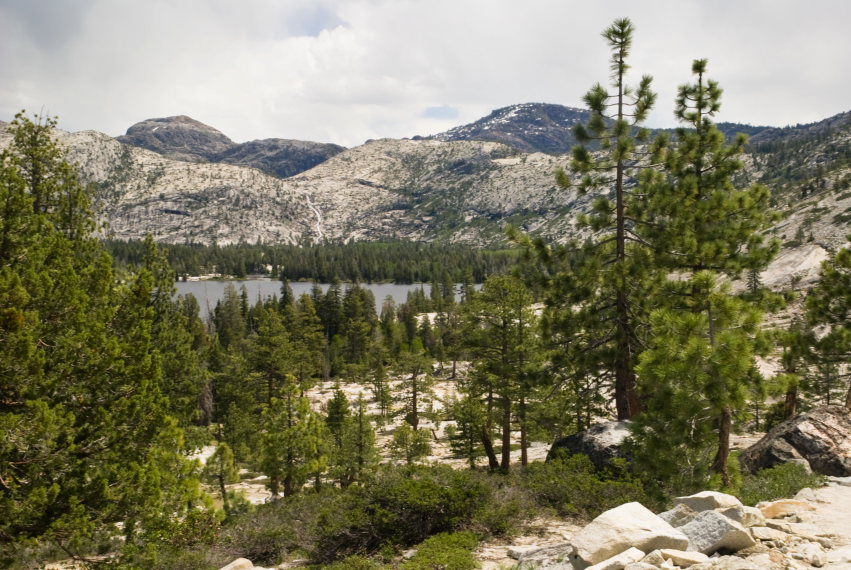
175 278 436 314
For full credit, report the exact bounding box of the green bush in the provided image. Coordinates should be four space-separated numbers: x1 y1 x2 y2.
401 532 479 570
315 465 491 561
738 462 825 506
516 454 651 518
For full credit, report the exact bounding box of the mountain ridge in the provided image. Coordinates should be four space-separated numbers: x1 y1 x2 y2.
1 105 849 280
117 115 346 179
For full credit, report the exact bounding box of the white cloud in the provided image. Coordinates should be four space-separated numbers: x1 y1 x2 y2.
1 0 849 146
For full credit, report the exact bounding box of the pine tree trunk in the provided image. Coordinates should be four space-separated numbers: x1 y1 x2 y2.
784 385 798 419
411 371 419 430
500 399 511 473
480 427 499 471
711 406 732 487
218 471 229 514
520 394 528 467
845 381 851 412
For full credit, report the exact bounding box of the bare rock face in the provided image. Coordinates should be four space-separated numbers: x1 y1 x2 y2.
215 138 345 178
118 115 234 162
739 406 851 476
547 421 632 470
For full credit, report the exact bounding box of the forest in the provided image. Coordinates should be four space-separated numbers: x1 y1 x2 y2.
2 18 851 570
104 239 522 284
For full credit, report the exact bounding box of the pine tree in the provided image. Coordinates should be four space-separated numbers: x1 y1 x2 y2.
201 443 240 515
331 394 379 488
465 275 540 472
549 17 665 420
631 60 778 488
260 378 329 498
633 274 765 489
806 241 851 410
396 338 434 430
390 423 432 465
0 112 199 554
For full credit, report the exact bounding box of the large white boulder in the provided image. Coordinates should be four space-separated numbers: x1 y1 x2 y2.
569 502 689 569
679 510 756 554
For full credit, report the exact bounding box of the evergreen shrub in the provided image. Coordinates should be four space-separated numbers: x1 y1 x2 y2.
738 462 825 506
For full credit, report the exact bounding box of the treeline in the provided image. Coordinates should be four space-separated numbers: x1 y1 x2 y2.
105 239 522 283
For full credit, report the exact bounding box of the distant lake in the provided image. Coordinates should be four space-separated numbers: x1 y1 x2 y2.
175 278 438 315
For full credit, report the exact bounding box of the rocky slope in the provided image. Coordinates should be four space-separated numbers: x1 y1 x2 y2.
117 115 345 178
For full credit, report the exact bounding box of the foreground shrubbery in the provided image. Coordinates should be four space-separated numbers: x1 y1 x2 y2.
112 457 649 569
41 455 824 569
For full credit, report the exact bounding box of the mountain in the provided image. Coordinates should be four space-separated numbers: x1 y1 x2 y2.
2 106 850 289
117 115 233 162
117 115 346 178
430 103 771 155
429 103 588 154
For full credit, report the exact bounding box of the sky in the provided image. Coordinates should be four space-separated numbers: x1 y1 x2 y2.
1 0 849 148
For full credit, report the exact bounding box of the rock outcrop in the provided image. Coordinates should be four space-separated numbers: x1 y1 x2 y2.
214 138 345 178
739 406 851 476
513 489 844 570
547 421 632 470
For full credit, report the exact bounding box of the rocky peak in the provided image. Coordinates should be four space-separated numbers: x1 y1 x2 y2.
117 115 234 162
430 102 588 154
116 116 345 178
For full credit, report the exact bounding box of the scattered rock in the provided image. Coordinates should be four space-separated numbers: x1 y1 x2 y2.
828 475 851 487
764 519 794 533
586 547 645 570
828 544 851 564
658 503 698 528
688 554 759 569
757 499 816 519
749 526 789 543
674 491 743 512
739 405 851 476
569 502 688 568
678 510 756 554
515 544 574 570
795 541 827 567
624 563 660 570
793 486 819 502
659 548 709 566
547 421 632 470
716 505 765 528
508 545 543 560
219 559 254 570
